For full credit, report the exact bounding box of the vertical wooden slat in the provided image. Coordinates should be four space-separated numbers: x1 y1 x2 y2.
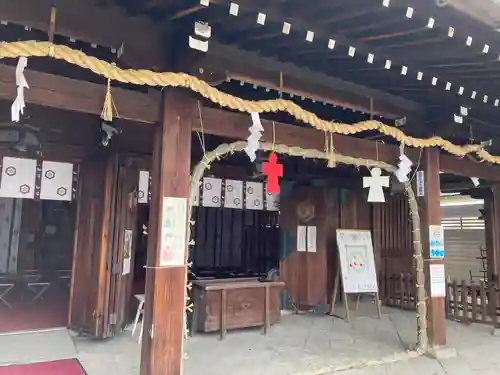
378 271 383 302
489 281 498 327
452 280 459 320
445 280 453 318
413 273 417 308
389 273 395 306
461 280 469 323
399 273 404 307
480 280 487 322
395 200 400 251
405 273 412 307
471 284 478 322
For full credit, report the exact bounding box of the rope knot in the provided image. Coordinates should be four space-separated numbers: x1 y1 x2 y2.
48 44 56 58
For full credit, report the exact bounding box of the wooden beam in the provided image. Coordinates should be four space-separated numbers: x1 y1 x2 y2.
196 107 500 181
140 90 193 375
1 61 498 181
0 0 164 68
439 154 500 181
199 42 424 118
0 64 160 123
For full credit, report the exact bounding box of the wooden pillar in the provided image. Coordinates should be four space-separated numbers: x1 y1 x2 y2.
485 185 500 282
140 90 193 375
420 148 446 347
484 185 500 322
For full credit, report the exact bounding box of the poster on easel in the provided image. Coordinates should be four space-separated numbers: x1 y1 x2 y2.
331 229 381 321
337 229 378 293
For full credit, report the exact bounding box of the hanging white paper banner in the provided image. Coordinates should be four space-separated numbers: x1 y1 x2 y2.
40 161 74 201
453 114 463 124
244 113 263 162
194 22 211 38
11 57 29 123
395 145 412 183
189 36 208 52
0 157 37 199
245 181 264 210
138 170 150 204
224 179 244 209
265 190 280 211
202 177 222 207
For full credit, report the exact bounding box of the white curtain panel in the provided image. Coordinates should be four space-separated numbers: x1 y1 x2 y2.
138 170 150 204
40 161 74 201
0 156 37 199
202 177 222 208
224 179 243 209
265 189 280 211
245 181 264 210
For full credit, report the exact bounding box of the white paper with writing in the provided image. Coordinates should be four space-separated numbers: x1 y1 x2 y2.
297 226 306 252
160 197 188 267
307 226 317 253
430 264 446 297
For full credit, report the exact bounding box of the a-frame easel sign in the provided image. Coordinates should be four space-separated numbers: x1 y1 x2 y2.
329 229 381 322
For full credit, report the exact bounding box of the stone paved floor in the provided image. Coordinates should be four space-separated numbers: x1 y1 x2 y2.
74 306 500 375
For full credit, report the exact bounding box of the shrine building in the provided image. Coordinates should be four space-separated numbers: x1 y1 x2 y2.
0 1 500 375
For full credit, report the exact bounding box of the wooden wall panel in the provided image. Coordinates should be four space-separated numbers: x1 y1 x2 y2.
191 207 279 275
280 187 329 309
339 190 371 230
279 187 412 309
68 155 115 337
373 196 413 275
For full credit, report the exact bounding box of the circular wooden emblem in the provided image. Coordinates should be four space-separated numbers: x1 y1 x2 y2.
296 200 315 223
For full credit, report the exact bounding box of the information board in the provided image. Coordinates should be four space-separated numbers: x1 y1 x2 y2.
336 229 379 294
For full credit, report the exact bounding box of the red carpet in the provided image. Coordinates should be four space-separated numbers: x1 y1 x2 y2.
0 359 86 375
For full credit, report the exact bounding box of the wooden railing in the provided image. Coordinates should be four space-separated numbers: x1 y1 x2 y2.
446 280 500 324
379 273 500 326
379 273 416 310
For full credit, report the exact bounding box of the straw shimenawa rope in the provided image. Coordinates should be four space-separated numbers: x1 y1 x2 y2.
185 142 428 371
0 40 499 165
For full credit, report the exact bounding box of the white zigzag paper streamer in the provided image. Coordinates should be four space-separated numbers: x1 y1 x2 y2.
244 112 263 161
11 57 29 122
395 145 412 183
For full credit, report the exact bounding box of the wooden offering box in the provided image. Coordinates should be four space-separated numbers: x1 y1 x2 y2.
191 278 285 339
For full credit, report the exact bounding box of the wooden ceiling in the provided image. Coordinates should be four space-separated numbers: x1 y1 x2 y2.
105 0 500 141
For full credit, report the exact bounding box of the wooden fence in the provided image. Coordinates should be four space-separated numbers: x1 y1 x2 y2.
379 273 500 325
